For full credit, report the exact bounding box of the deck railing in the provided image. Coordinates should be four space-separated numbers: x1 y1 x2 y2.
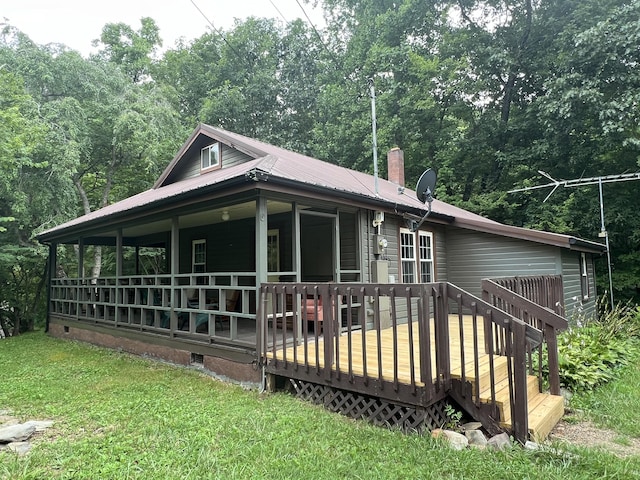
482 277 568 396
259 282 550 443
50 273 257 346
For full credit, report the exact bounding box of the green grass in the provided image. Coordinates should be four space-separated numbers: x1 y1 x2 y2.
1 332 640 479
571 349 640 438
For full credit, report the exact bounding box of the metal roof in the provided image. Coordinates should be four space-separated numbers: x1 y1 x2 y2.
37 124 606 253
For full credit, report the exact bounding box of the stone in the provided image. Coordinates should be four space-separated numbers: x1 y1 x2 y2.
487 432 512 451
0 424 36 443
460 421 483 432
7 442 32 456
434 429 469 450
524 440 539 451
23 420 54 432
465 429 488 448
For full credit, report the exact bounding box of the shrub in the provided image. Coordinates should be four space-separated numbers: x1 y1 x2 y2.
556 299 640 392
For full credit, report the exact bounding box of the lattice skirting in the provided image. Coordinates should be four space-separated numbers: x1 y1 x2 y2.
289 378 449 433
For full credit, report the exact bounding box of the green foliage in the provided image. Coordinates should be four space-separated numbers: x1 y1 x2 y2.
556 301 640 391
572 347 640 438
2 333 640 479
443 403 463 430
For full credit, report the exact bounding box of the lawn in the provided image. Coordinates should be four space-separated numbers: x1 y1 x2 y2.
1 332 639 479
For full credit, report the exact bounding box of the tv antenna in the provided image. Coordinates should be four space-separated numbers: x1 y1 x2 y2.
509 171 640 307
409 168 437 232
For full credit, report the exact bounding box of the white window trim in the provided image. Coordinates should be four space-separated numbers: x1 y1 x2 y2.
192 239 206 273
580 252 589 301
400 228 435 283
201 143 221 171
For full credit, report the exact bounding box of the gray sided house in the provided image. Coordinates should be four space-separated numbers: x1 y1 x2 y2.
38 124 605 442
38 124 603 381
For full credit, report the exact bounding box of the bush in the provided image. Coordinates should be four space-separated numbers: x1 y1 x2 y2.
556 299 640 392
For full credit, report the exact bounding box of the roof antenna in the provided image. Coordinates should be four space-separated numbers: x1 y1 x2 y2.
409 168 437 232
368 78 379 196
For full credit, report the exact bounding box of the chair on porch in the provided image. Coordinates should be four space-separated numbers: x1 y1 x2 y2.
215 289 241 330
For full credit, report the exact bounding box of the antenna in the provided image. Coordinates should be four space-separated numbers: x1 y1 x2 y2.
368 78 379 196
508 171 640 307
409 168 437 232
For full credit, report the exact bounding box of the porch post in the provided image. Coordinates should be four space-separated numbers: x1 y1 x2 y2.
77 238 84 278
45 242 57 332
77 238 84 320
114 228 123 325
116 228 123 277
170 216 180 334
256 196 268 287
256 197 268 342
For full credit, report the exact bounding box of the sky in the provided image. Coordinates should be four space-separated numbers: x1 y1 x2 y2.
2 0 325 56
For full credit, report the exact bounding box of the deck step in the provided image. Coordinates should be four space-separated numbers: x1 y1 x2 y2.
467 370 563 442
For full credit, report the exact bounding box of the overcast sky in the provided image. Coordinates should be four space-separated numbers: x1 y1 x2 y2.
2 0 325 56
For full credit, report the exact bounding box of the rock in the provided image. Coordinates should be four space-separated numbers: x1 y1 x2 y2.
433 429 469 450
0 410 12 416
524 440 539 450
0 424 36 443
460 421 483 432
23 420 54 432
560 388 573 406
7 442 32 456
487 432 512 451
466 429 488 449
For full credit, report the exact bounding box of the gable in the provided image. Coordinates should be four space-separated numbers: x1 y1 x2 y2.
159 132 254 187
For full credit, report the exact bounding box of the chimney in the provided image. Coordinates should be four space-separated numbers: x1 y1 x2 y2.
387 147 405 187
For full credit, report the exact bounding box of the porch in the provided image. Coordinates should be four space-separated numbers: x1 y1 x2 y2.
259 277 568 443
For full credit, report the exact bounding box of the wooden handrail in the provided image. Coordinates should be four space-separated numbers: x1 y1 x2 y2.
259 282 537 444
482 277 566 396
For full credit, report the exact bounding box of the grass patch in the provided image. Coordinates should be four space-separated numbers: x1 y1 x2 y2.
571 348 640 438
2 332 640 479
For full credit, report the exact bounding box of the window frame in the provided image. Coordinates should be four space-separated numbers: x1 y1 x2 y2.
580 252 589 301
192 239 206 273
400 228 435 284
200 143 221 171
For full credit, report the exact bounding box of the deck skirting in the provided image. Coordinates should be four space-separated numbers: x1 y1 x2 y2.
289 377 450 432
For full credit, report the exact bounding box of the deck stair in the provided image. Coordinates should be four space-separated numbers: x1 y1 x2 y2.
452 353 564 441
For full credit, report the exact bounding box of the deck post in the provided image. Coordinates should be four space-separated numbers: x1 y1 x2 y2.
436 283 451 389
512 322 529 444
545 325 561 395
321 283 333 381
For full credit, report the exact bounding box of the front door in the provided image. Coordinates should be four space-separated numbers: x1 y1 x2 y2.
299 213 336 282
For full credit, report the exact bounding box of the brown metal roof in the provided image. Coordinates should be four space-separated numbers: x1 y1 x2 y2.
37 124 606 253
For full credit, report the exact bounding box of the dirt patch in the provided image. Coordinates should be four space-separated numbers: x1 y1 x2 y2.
549 419 640 458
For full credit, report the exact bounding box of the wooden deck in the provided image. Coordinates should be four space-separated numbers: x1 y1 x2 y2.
268 315 564 441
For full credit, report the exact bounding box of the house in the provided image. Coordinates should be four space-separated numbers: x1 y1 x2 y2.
38 123 606 442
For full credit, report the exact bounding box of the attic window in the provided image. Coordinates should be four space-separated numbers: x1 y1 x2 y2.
201 143 221 171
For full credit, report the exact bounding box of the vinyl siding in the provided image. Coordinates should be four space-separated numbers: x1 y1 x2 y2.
445 226 561 298
562 250 597 321
170 144 253 183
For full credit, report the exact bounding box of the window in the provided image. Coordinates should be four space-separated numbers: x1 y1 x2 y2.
400 229 416 283
400 228 434 283
192 240 206 273
418 231 434 282
201 143 221 170
580 252 589 300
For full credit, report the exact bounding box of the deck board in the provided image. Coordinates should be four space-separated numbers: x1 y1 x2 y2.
267 315 564 440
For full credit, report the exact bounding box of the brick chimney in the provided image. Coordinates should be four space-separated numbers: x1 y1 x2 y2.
387 147 405 187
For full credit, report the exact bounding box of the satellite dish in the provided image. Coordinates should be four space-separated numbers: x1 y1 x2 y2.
409 168 437 232
416 168 437 204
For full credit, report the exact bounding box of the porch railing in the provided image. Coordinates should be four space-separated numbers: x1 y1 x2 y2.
482 277 568 396
50 273 258 346
259 282 552 443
